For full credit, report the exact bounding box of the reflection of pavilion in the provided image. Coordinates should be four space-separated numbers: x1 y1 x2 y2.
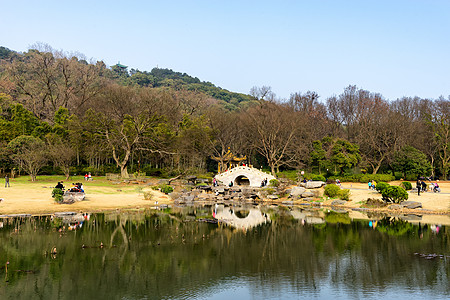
214 205 270 230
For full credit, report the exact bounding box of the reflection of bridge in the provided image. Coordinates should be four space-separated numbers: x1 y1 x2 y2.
214 205 270 230
214 166 276 187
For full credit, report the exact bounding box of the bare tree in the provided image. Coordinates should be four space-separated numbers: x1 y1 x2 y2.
242 101 299 176
46 134 76 180
250 86 275 101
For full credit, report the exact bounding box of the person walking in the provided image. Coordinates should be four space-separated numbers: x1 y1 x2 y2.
416 178 421 196
5 175 9 188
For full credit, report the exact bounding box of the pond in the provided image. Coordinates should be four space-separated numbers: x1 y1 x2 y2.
0 205 448 299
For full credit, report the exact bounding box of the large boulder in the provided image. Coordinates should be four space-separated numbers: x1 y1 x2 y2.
301 191 314 198
305 181 326 189
401 201 422 209
331 200 347 206
289 187 306 198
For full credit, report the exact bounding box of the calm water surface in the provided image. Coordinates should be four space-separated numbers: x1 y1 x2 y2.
0 205 448 299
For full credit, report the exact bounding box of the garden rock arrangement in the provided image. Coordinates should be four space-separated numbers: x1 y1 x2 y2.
287 185 320 200
173 186 282 204
400 201 422 209
299 181 326 189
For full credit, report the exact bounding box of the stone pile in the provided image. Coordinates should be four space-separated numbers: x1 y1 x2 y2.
172 186 280 204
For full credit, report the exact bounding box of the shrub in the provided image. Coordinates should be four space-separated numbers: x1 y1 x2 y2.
269 179 280 187
276 170 298 182
159 185 174 194
375 182 390 193
338 189 350 201
324 184 340 197
143 192 153 200
381 186 408 203
312 175 326 181
401 181 412 190
52 188 64 202
264 187 276 195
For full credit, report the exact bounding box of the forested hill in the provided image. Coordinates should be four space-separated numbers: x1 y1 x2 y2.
123 67 253 110
0 45 253 111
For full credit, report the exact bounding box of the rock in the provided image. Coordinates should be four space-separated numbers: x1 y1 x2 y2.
305 181 326 189
267 195 279 200
389 204 402 210
290 187 306 198
331 208 347 213
401 201 422 209
168 192 180 200
54 212 76 216
400 214 422 221
197 185 212 191
186 176 197 184
158 179 169 185
190 190 201 197
282 201 294 205
302 197 314 202
331 200 347 206
215 187 225 194
301 191 314 198
352 208 370 212
183 195 195 202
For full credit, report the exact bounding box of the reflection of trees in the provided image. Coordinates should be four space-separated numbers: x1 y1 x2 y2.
376 218 415 236
0 210 448 299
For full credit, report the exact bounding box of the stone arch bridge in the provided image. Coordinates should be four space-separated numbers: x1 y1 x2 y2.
214 166 276 187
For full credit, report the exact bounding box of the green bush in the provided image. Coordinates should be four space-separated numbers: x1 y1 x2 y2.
312 175 326 181
264 187 276 195
159 185 174 194
143 192 153 200
324 184 340 197
381 186 408 203
269 179 280 187
375 182 390 193
275 170 298 182
338 189 350 201
401 181 412 190
51 188 64 202
405 174 418 181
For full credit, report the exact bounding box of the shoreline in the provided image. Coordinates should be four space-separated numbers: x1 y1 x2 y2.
0 178 448 224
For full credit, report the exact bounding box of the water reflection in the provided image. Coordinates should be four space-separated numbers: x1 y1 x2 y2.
0 205 448 299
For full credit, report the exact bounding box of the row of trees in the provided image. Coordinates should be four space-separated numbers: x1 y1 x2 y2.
0 45 448 180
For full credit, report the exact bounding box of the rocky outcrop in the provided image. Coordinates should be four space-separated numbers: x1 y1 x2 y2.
331 200 347 206
299 181 326 189
400 201 422 209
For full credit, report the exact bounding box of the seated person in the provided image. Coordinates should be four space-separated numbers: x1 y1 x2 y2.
55 182 64 190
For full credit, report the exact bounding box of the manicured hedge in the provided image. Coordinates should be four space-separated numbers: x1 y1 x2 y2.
401 181 413 190
381 186 408 203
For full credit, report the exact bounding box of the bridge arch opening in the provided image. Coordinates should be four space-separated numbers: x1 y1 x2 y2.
235 210 250 219
234 175 250 186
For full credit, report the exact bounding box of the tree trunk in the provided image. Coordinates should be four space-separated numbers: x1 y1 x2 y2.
120 164 129 178
270 164 276 177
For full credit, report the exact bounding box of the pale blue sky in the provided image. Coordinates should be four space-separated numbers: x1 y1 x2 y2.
1 0 450 101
